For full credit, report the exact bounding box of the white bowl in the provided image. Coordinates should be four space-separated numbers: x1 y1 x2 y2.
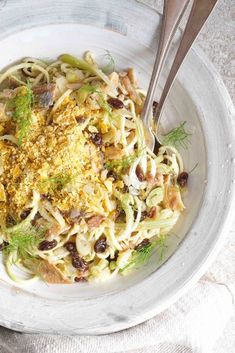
0 0 234 335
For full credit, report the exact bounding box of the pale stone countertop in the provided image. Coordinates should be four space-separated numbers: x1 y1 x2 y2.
139 1 235 352
139 0 235 102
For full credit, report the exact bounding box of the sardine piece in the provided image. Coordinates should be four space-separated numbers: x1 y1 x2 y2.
33 84 56 108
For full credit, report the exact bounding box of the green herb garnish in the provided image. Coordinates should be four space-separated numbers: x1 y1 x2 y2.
10 82 34 146
162 121 191 149
121 236 166 272
40 173 73 193
105 153 137 172
105 147 146 175
101 50 115 74
76 84 112 117
97 93 112 117
4 227 43 262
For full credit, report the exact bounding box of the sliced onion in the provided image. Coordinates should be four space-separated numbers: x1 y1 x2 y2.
146 187 164 208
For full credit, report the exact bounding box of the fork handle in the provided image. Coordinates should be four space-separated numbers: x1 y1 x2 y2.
141 0 190 126
154 0 219 122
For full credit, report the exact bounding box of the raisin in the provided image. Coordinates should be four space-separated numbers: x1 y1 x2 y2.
107 98 124 109
107 170 118 180
135 238 150 251
136 165 145 181
94 236 107 253
90 132 102 146
177 172 189 187
72 255 88 271
64 242 76 253
20 209 31 220
38 239 57 251
74 276 87 283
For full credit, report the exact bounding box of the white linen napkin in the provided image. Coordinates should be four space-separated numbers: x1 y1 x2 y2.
0 279 233 353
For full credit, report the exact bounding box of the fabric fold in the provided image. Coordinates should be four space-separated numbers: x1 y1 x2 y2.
0 281 233 353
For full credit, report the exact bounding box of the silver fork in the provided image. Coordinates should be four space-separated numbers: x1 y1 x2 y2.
141 0 219 151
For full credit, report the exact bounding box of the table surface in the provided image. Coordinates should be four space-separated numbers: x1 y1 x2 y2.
139 1 235 352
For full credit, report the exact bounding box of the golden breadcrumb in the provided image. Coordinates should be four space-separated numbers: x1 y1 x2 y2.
0 98 111 219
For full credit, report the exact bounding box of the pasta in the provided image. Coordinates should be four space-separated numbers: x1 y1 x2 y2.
0 51 187 284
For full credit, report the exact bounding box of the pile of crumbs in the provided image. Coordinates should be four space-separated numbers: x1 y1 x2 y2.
0 97 111 220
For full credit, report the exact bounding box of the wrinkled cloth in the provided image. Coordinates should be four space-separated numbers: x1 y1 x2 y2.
0 280 234 353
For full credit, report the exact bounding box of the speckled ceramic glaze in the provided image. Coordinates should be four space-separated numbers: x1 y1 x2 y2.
0 0 234 335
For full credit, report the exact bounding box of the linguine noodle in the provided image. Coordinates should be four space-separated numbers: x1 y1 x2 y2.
0 51 186 284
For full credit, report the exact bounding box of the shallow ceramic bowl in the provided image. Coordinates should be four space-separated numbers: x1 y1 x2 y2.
0 0 234 335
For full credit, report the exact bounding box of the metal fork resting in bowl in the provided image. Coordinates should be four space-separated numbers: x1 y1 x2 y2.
142 0 219 151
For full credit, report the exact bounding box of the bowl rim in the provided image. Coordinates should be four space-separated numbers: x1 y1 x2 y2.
0 1 234 335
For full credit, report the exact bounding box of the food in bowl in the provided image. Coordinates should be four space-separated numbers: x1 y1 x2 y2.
0 51 188 284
